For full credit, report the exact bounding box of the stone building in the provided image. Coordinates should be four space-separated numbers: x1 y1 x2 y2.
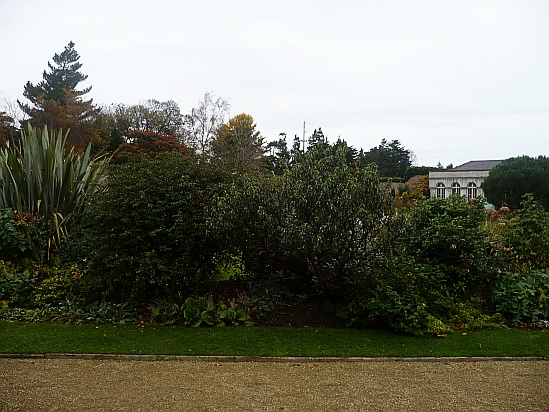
428 160 501 199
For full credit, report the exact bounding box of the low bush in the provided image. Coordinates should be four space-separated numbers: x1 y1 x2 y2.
0 299 134 324
493 269 549 324
0 269 37 308
343 260 454 335
0 208 43 263
500 195 549 272
150 297 252 327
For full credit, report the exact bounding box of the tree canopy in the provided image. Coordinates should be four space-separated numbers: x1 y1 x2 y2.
18 41 98 151
359 139 414 178
182 92 230 154
211 113 265 169
481 155 549 209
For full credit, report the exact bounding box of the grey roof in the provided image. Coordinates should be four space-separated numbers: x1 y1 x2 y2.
451 160 502 172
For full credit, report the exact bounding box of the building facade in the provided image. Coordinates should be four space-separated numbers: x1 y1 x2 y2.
428 160 501 199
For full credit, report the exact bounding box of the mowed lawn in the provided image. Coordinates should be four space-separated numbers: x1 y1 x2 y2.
1 321 547 358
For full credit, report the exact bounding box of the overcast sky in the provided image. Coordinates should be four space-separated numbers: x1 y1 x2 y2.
1 0 548 166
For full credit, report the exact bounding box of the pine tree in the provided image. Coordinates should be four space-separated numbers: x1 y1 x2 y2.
18 41 98 151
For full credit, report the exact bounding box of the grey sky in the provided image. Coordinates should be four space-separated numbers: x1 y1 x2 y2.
1 0 548 166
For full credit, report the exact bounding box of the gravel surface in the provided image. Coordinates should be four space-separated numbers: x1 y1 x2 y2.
1 358 547 411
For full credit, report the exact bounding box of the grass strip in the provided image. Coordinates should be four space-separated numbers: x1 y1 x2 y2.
1 321 547 357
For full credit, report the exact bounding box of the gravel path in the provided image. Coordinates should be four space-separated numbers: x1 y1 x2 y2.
1 358 547 411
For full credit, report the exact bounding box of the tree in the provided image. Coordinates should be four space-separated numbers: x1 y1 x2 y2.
18 41 98 151
0 98 24 144
265 133 291 175
100 99 184 143
182 92 230 154
211 113 265 169
403 165 438 181
333 138 359 166
361 139 414 177
112 130 190 163
481 156 549 209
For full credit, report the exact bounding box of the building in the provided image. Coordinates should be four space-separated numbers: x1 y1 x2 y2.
428 160 502 199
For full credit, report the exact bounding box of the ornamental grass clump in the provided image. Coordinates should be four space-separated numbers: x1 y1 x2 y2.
0 125 108 255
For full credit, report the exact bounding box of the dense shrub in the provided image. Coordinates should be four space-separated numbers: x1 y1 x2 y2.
499 195 549 272
0 208 43 263
75 153 229 303
210 143 397 297
342 195 501 334
405 195 496 295
343 258 453 335
493 270 549 324
0 261 37 308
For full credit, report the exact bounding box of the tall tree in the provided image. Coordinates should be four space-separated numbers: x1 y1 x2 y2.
101 99 184 143
211 113 265 169
481 156 549 209
0 98 24 144
183 92 230 154
265 133 291 175
361 139 414 178
18 41 98 151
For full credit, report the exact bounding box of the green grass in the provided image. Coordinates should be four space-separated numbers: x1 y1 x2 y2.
1 321 547 357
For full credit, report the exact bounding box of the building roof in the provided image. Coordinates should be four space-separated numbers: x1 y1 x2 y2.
450 160 502 172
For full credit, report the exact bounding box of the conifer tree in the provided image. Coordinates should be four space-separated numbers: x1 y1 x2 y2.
18 41 98 151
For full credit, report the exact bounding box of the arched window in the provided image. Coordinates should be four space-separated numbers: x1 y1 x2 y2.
451 182 460 195
436 182 446 199
467 182 477 199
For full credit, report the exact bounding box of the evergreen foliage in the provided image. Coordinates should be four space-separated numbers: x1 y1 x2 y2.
0 125 108 253
18 41 98 151
76 153 229 302
210 142 396 296
359 139 414 178
481 155 549 209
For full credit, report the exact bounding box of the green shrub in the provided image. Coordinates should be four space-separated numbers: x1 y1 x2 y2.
150 297 253 327
493 269 549 324
210 143 396 297
216 299 253 327
446 298 506 330
34 266 81 305
0 299 134 324
0 209 42 263
75 153 229 303
500 195 549 272
343 260 453 335
405 196 496 295
0 262 37 308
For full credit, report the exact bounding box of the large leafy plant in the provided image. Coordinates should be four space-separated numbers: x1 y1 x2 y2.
493 269 549 324
0 125 108 253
